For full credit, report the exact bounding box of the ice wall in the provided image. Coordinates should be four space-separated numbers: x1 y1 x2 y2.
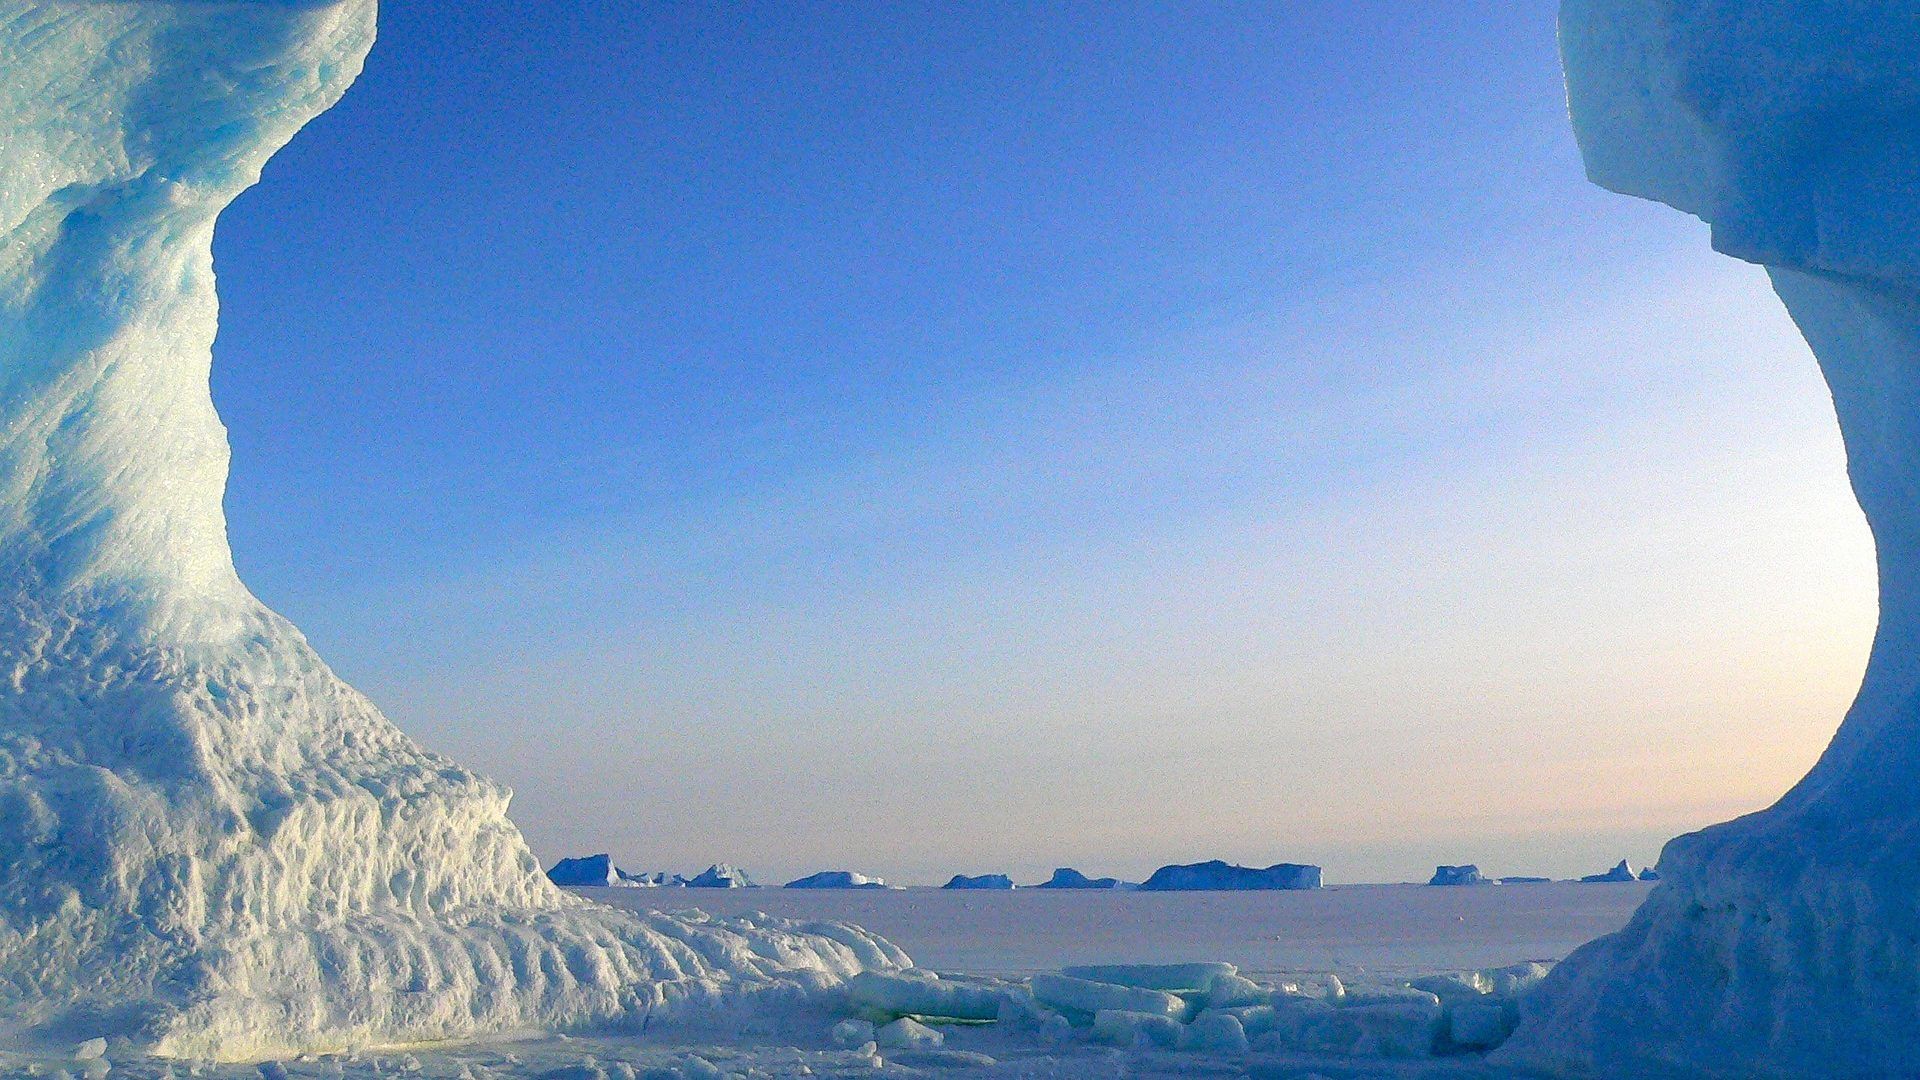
1499 3 1920 1077
0 2 902 1060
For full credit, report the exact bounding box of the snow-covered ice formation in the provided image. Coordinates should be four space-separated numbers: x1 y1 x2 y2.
826 959 1557 1064
1136 860 1321 891
942 874 1016 890
547 855 626 887
0 1 904 1060
783 871 892 890
685 864 756 889
1032 868 1127 889
1574 860 1637 885
1428 865 1491 887
1501 4 1920 1076
618 870 690 887
844 971 1002 1022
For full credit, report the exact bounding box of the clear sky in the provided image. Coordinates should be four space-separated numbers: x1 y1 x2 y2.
209 1 1875 886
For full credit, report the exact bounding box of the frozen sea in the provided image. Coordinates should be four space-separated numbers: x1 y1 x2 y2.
582 881 1653 983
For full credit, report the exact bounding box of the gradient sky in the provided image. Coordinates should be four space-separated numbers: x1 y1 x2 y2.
207 1 1876 886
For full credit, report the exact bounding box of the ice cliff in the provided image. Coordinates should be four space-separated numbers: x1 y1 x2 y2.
0 1 903 1061
1499 3 1920 1077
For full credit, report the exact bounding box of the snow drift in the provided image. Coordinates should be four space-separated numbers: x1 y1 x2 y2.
1500 4 1920 1077
0 1 903 1060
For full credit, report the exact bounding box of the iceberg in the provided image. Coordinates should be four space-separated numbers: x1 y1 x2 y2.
686 863 757 888
942 873 1016 890
1575 860 1637 884
1500 4 1920 1076
1136 860 1321 891
784 871 893 889
0 1 905 1059
1427 865 1491 887
617 869 689 887
547 854 624 887
1031 867 1127 889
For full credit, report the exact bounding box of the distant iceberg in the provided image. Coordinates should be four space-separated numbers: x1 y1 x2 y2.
1577 860 1637 884
1032 868 1128 889
545 857 690 888
785 871 894 890
942 874 1016 890
688 863 758 888
618 870 689 887
546 854 623 887
1137 860 1321 891
1428 865 1492 887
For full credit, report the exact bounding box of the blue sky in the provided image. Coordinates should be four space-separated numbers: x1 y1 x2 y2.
210 2 1874 885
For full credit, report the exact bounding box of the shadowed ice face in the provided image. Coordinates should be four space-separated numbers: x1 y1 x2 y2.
1562 0 1920 286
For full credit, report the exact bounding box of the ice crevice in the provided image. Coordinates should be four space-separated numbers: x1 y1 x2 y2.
0 1 904 1061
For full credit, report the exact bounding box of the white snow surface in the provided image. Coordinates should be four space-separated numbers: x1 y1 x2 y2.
1499 4 1920 1078
0 1 903 1060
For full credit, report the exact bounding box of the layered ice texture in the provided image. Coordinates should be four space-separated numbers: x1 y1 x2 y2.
0 1 902 1060
1500 3 1920 1077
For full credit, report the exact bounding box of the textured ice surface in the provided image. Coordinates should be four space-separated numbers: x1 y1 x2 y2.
1499 3 1920 1077
0 1 902 1059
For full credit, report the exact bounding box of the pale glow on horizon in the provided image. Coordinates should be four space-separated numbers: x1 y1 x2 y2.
300 235 1877 886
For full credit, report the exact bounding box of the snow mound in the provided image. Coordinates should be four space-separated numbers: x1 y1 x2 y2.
1502 4 1920 1076
0 1 903 1059
1136 860 1321 891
